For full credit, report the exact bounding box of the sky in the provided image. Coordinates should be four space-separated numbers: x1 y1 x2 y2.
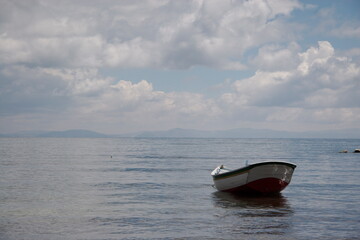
0 0 359 134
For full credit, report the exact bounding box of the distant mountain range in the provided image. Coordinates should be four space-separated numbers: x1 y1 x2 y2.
131 128 360 139
0 129 107 138
1 128 360 139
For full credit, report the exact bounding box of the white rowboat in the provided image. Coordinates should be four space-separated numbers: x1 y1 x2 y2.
211 161 296 194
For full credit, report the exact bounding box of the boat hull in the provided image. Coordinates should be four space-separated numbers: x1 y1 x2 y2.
211 162 296 194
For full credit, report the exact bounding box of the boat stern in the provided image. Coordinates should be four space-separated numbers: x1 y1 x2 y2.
246 162 296 194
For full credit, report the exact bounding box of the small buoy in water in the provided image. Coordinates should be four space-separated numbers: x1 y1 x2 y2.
354 149 360 153
110 155 112 158
339 150 348 153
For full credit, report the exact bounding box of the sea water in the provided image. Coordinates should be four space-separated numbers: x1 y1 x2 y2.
0 138 359 239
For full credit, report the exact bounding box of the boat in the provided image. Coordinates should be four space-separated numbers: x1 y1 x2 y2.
211 161 296 194
354 149 360 153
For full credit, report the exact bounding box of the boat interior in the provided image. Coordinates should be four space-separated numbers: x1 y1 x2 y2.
211 165 231 176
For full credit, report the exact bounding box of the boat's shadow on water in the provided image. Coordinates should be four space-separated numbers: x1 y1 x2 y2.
211 191 294 236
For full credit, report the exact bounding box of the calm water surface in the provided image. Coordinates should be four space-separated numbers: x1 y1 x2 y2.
0 138 359 239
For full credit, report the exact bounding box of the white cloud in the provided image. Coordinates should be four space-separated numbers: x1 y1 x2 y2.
0 0 302 69
297 41 334 75
41 68 112 96
312 108 360 124
266 107 303 122
0 36 29 64
0 34 105 67
264 107 360 131
0 63 223 132
230 71 292 106
103 38 159 68
221 41 360 128
331 24 360 39
0 65 70 115
83 79 221 121
250 42 301 71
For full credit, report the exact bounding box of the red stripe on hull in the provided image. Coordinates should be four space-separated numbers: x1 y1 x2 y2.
224 177 289 194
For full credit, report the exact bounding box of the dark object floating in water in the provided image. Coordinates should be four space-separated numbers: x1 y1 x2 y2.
354 149 360 153
211 161 296 195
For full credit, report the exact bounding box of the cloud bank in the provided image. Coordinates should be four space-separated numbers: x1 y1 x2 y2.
0 0 359 133
0 0 302 69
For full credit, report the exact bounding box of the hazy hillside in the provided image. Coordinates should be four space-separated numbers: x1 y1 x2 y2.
0 129 107 138
2 128 360 139
134 128 360 139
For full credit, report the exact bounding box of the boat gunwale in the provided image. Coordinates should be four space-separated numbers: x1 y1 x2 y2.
212 161 296 180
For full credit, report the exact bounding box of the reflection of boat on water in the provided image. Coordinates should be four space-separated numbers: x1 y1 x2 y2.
211 161 296 195
212 191 289 211
212 191 293 235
